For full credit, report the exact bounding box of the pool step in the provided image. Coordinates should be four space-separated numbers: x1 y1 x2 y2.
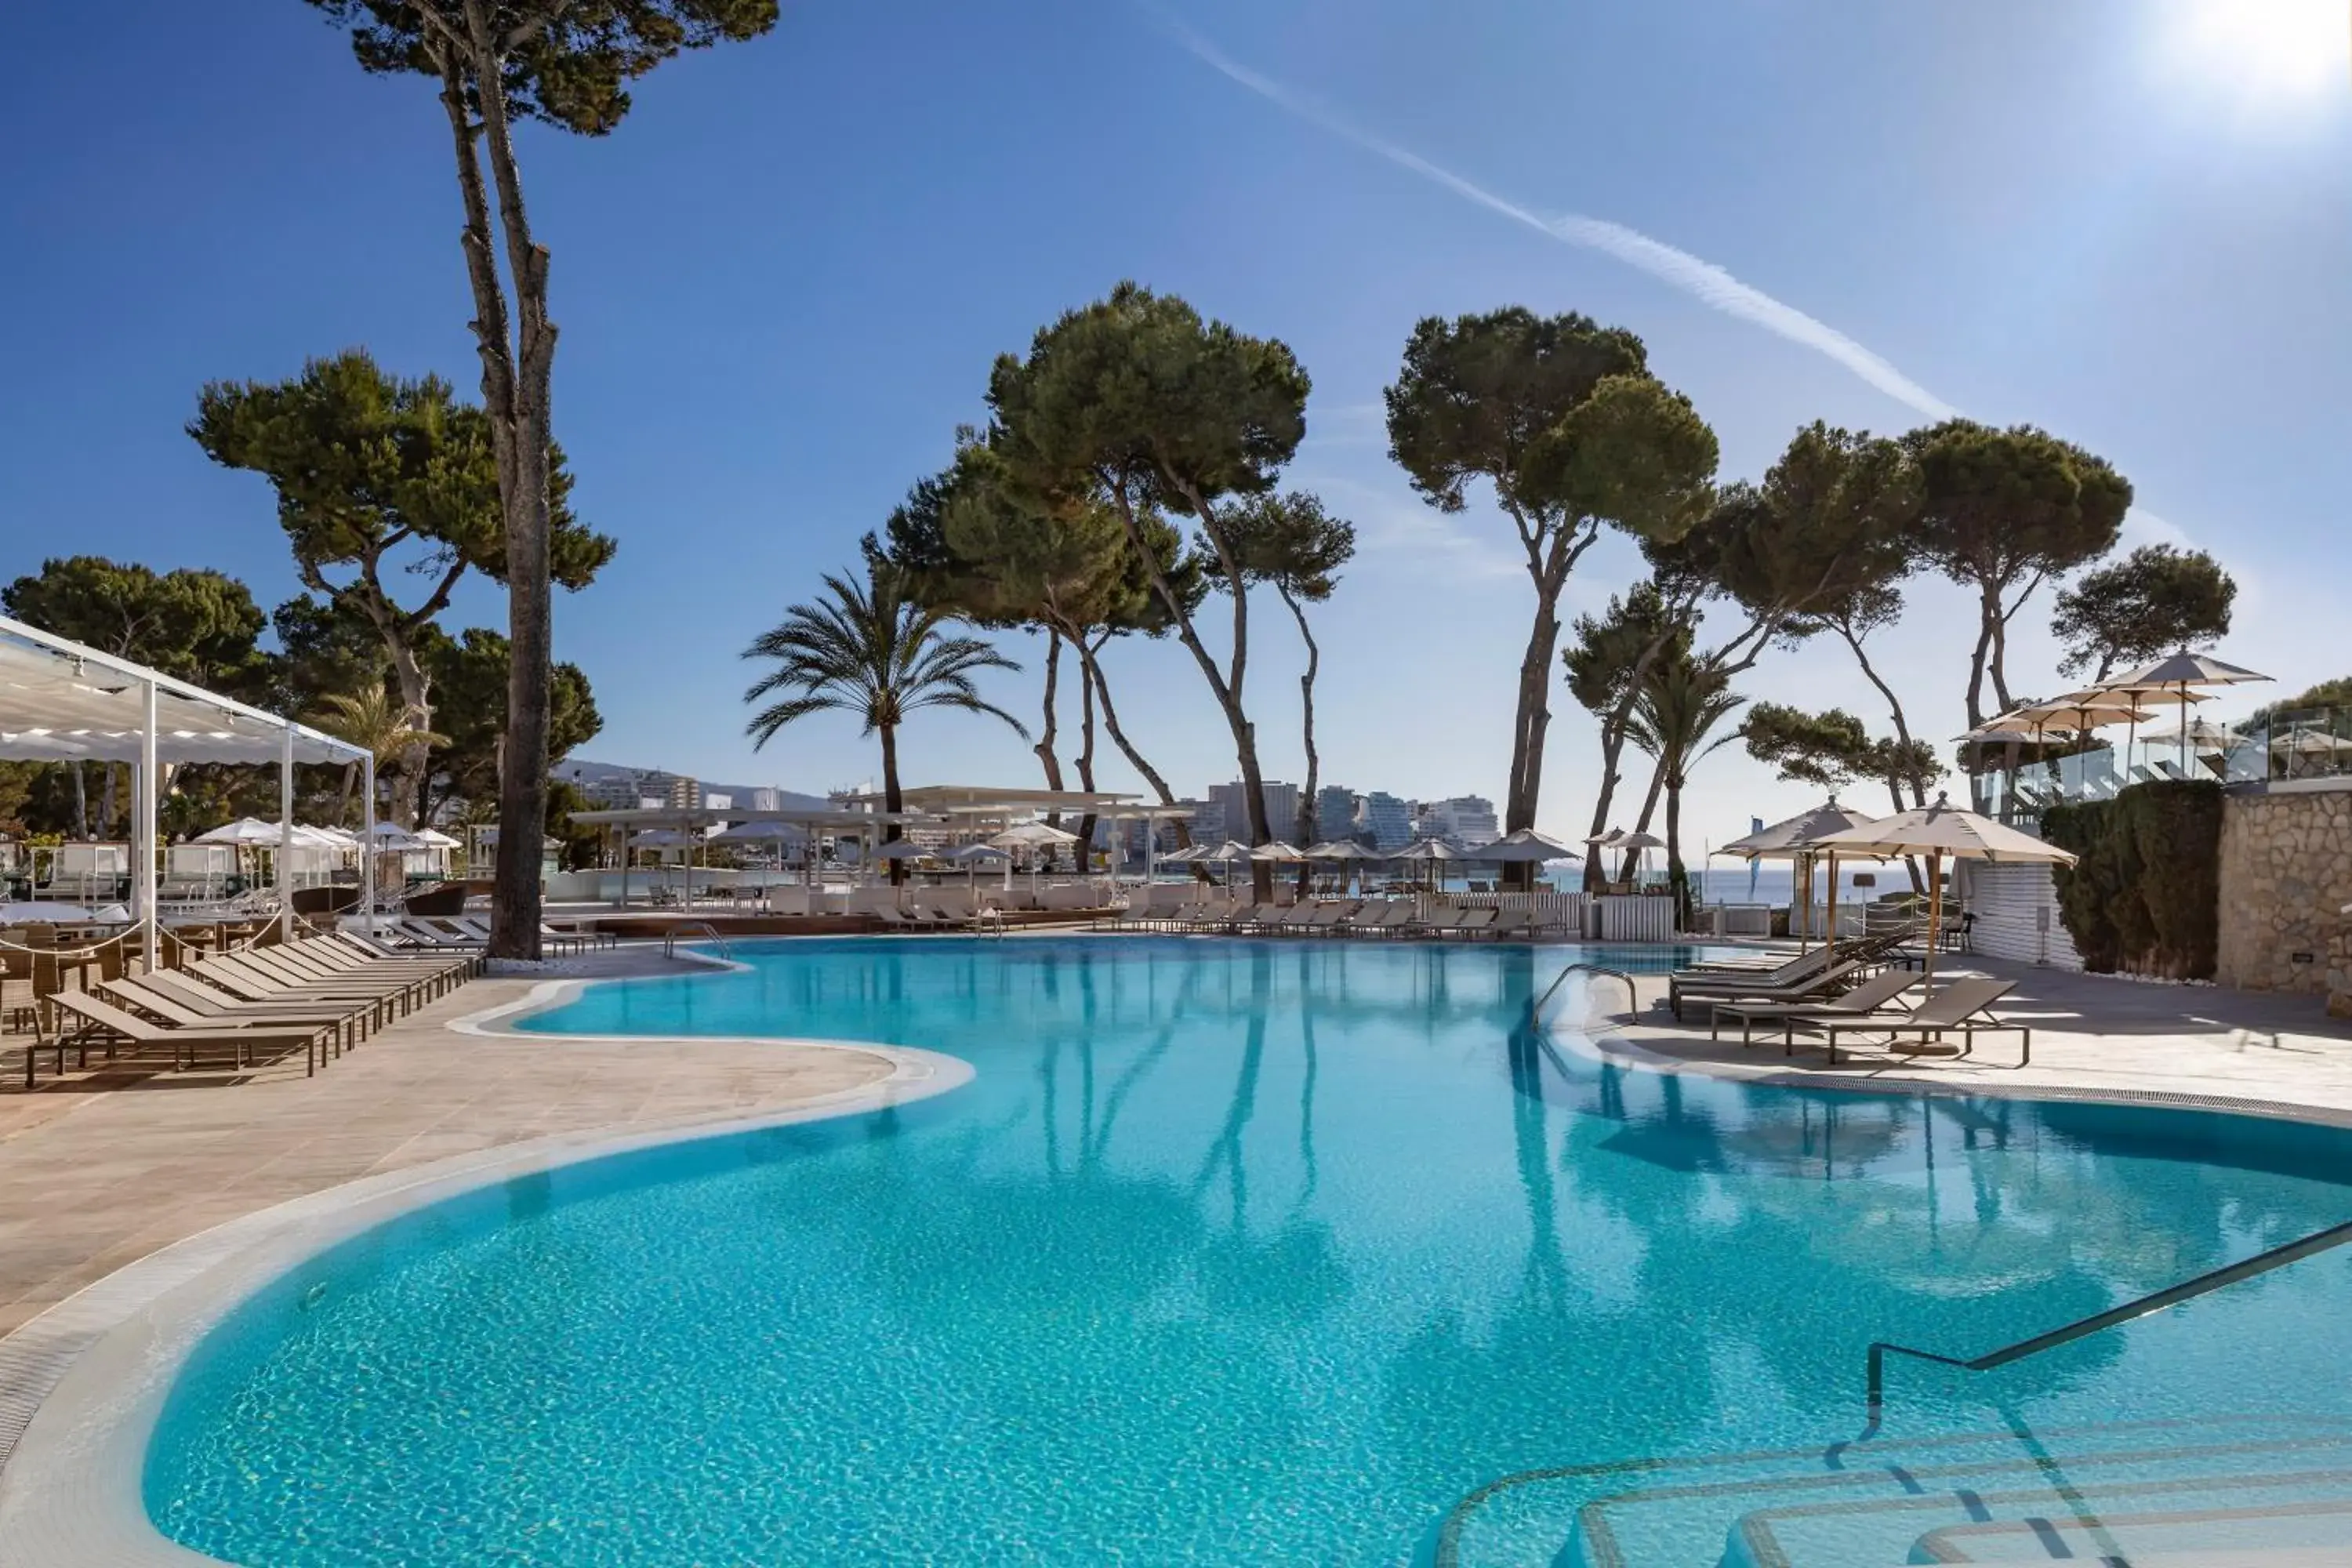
1430 1413 2352 1568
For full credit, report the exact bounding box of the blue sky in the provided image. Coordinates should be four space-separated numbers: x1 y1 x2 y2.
4 0 2347 850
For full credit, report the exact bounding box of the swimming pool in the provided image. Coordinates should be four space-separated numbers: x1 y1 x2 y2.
141 938 2352 1565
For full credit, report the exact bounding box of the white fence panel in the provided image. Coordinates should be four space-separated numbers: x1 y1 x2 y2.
1597 895 1677 942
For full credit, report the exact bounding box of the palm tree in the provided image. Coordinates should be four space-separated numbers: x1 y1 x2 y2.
311 685 449 829
742 559 1026 880
1623 652 1746 924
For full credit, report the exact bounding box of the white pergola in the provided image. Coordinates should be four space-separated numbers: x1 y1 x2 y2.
0 615 372 948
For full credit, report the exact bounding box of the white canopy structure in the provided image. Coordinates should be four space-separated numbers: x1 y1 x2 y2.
0 614 372 947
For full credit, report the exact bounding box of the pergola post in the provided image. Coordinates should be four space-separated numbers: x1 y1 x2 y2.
361 752 377 935
137 677 158 970
278 725 295 939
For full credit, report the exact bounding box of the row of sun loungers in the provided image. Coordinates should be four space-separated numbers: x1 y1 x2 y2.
1098 898 1578 940
1665 929 1918 1020
27 931 478 1085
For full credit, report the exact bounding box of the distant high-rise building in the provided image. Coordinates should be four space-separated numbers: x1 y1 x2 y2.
1311 786 1359 844
664 775 702 810
1178 797 1226 845
1419 794 1499 851
1204 779 1301 845
1360 791 1414 851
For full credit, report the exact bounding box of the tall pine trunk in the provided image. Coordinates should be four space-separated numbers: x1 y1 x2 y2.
1034 630 1066 830
1073 645 1099 871
1278 585 1321 897
1080 641 1190 851
1108 490 1269 897
435 24 557 960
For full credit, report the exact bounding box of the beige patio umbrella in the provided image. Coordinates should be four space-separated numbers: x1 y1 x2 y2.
1719 800 1881 953
1392 837 1461 896
1303 839 1377 895
2099 652 2270 771
1806 793 2078 993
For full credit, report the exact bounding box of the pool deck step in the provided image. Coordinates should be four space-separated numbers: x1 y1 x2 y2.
1432 1413 2352 1568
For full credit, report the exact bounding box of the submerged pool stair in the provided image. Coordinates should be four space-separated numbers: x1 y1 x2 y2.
1432 1216 2352 1565
1430 1412 2352 1566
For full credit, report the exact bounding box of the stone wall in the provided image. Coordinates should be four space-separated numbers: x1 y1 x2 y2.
2216 786 2352 1014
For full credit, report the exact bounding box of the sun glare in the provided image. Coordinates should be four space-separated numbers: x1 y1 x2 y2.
2158 0 2350 105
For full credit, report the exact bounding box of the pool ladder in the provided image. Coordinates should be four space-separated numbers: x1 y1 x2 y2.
663 920 733 961
1528 963 1638 1025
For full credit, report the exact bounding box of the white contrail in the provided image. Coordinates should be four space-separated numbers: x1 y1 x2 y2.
1154 14 1961 422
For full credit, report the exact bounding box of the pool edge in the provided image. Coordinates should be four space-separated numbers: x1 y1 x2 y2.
0 996 973 1568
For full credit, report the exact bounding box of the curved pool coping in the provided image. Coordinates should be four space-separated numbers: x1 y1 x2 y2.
0 966 974 1568
4 938 2350 1565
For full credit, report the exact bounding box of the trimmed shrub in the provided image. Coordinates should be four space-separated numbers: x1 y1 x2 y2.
2042 781 2222 980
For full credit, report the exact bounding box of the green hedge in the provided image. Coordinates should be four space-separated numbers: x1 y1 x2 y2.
2041 781 2223 980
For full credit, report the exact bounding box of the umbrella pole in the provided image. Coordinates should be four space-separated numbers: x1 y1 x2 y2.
1825 851 1839 946
1924 851 1944 997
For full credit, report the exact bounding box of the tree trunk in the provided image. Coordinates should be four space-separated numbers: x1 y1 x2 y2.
72 764 88 841
1623 757 1668 887
1080 641 1190 851
1034 630 1066 828
447 11 561 963
1106 488 1269 896
1508 592 1563 834
386 638 434 829
1838 623 1929 894
1073 641 1098 870
96 762 117 841
1987 592 2016 715
1279 585 1321 896
1965 583 2001 731
879 721 906 887
336 762 357 829
1581 626 1675 891
1664 771 1690 929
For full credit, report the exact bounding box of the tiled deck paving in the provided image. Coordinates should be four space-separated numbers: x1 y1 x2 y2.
1600 953 2352 1119
0 951 892 1337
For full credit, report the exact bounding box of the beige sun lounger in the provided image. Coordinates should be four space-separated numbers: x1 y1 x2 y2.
1670 960 1865 1022
1798 977 2027 1066
1709 969 1919 1047
102 977 364 1059
45 989 333 1082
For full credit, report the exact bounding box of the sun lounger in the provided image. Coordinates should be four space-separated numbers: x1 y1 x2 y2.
1708 969 1920 1047
1670 959 1864 1022
1796 977 2027 1066
1673 947 1834 991
101 977 365 1059
44 989 333 1081
1341 902 1410 937
1448 906 1500 938
1486 907 1535 940
140 967 387 1039
207 943 455 1012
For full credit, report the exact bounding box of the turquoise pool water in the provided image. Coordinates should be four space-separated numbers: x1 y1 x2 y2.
144 938 2352 1565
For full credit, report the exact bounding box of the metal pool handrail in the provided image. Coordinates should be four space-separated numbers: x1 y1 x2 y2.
663 920 732 961
1529 963 1637 1024
1864 1217 2352 1436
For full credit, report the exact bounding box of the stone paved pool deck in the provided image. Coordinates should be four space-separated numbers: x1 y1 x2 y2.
0 949 894 1338
1596 953 2352 1121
